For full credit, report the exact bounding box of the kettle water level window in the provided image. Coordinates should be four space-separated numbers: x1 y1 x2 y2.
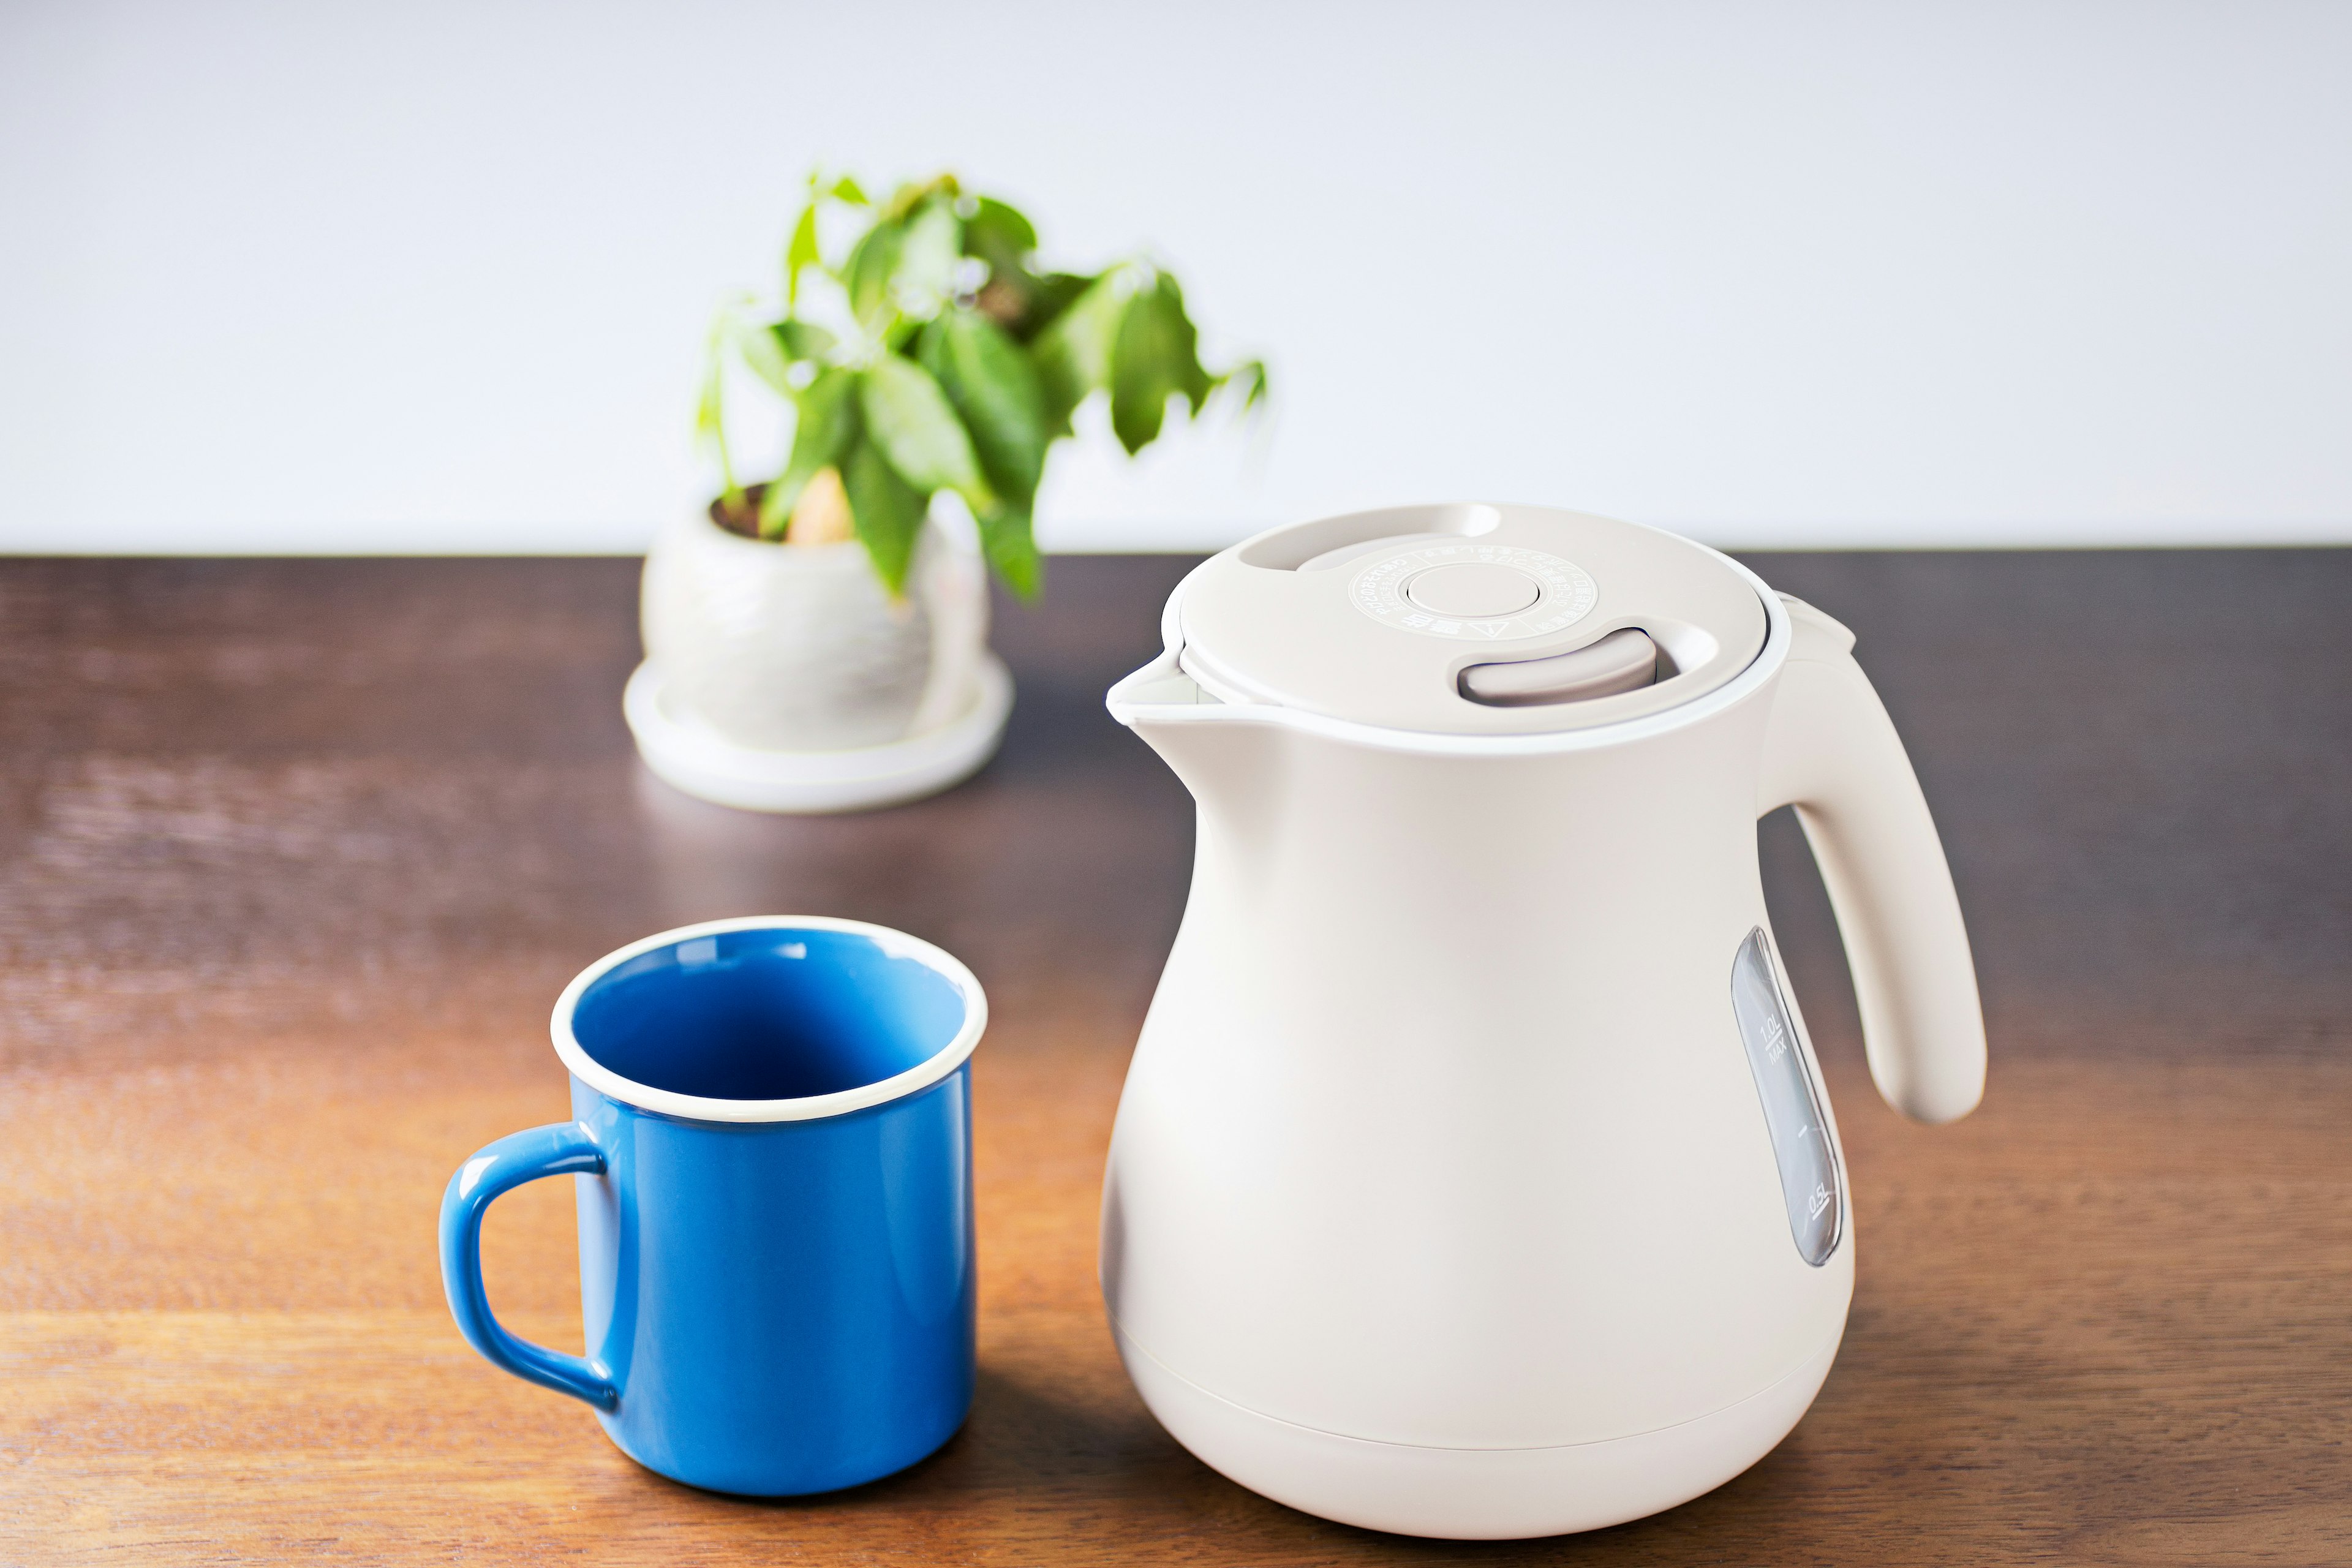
1730 930 1842 1265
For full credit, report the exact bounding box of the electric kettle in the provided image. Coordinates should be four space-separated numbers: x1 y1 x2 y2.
1100 503 1985 1539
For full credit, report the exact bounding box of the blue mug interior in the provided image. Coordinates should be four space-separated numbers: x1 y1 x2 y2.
570 927 968 1101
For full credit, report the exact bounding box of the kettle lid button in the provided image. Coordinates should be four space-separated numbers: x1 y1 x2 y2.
1403 563 1542 619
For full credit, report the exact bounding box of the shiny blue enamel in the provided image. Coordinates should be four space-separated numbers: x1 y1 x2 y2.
439 922 978 1496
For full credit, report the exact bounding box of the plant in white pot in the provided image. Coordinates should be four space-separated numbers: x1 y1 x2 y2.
628 172 1266 813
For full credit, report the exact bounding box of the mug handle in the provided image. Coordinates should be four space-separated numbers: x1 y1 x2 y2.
438 1122 620 1410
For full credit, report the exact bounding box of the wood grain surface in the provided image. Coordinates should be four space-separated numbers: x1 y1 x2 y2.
1 551 2346 1566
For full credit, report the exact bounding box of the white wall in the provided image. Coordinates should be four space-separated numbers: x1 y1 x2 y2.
4 1 2348 555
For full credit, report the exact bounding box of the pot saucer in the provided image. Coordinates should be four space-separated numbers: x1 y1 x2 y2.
624 656 1013 813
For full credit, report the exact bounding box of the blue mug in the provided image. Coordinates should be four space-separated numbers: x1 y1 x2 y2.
438 916 984 1496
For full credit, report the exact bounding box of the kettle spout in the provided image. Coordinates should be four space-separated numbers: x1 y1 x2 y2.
1106 649 1228 720
1107 650 1289 848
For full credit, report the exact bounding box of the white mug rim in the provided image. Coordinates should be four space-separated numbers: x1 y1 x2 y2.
550 916 987 1124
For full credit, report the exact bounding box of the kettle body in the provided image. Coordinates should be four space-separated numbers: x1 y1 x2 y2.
1101 505 1984 1539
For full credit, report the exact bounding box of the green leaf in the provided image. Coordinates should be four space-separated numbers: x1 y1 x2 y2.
961 197 1038 277
894 198 963 311
882 173 956 222
758 368 861 537
775 319 836 362
1031 270 1128 435
842 438 927 594
977 500 1043 600
1012 271 1093 341
827 175 869 205
731 314 793 394
858 355 994 507
919 309 1047 501
784 203 819 307
1226 357 1270 413
1110 272 1215 455
843 215 905 323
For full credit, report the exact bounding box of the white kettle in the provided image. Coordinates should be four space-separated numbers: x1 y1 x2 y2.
1100 503 1985 1539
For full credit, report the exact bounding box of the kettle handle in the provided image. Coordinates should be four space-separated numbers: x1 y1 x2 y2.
1757 595 1986 1123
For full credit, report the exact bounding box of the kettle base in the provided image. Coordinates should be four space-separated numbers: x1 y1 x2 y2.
1112 1323 1839 1540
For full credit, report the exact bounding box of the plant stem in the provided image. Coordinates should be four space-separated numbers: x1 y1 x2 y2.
700 318 741 502
713 407 738 502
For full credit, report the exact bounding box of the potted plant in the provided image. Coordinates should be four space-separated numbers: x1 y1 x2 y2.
628 172 1266 813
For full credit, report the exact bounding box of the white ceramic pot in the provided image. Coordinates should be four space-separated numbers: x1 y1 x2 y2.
641 507 989 753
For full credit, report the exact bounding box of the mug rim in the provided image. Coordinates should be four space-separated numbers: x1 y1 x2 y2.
549 915 986 1124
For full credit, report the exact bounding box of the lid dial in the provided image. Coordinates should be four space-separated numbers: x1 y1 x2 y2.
1177 503 1770 735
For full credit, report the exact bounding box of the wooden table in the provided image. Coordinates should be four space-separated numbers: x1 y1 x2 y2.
4 551 2347 1566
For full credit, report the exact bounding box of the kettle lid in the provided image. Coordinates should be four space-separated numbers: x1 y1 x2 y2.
1175 503 1770 736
